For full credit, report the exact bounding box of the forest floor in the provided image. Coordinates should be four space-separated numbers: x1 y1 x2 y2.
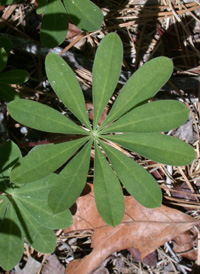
0 0 200 273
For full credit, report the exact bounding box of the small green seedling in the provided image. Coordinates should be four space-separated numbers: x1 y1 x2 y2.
8 33 196 228
0 36 29 102
0 0 103 48
0 141 72 270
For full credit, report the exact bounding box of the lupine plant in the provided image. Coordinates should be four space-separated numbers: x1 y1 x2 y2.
0 141 73 270
7 33 196 229
0 36 29 101
0 0 103 48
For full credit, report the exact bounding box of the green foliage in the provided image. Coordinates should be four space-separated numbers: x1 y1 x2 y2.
0 0 19 4
41 0 103 47
92 33 123 129
40 0 103 47
40 0 69 48
7 33 196 229
63 0 103 33
8 99 88 135
36 0 47 14
0 37 29 102
48 139 92 213
10 137 89 183
45 51 91 129
0 0 103 48
0 141 73 270
94 141 125 226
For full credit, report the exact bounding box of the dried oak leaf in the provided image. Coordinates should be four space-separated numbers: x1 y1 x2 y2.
173 230 197 261
64 184 199 274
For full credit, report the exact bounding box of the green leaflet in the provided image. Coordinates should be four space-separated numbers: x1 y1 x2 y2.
36 0 47 14
0 36 12 56
92 33 123 129
10 137 89 184
0 174 72 270
101 100 189 133
63 0 103 32
0 141 22 179
94 141 124 227
0 200 24 271
0 48 7 72
45 52 91 129
6 184 57 254
8 99 88 135
40 0 68 48
105 133 196 166
0 83 20 102
12 174 73 229
98 57 173 130
0 70 29 84
48 140 93 213
99 140 162 208
11 197 56 253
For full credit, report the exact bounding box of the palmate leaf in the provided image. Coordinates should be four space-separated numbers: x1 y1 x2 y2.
5 195 56 254
63 0 103 32
10 137 89 184
48 140 93 214
105 133 195 166
94 141 124 227
45 52 91 129
12 174 73 229
0 173 72 270
101 100 189 134
98 57 173 130
9 196 57 253
40 0 68 48
99 140 162 208
8 99 88 135
92 33 123 129
6 33 196 231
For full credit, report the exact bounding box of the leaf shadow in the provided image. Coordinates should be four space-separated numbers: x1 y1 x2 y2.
0 217 22 238
8 198 33 244
124 1 199 97
1 158 20 174
70 184 92 216
40 13 79 48
0 142 12 172
135 0 159 69
159 15 198 68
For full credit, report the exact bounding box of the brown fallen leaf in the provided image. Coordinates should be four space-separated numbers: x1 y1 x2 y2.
127 248 157 267
64 184 199 274
173 230 197 261
86 103 108 125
